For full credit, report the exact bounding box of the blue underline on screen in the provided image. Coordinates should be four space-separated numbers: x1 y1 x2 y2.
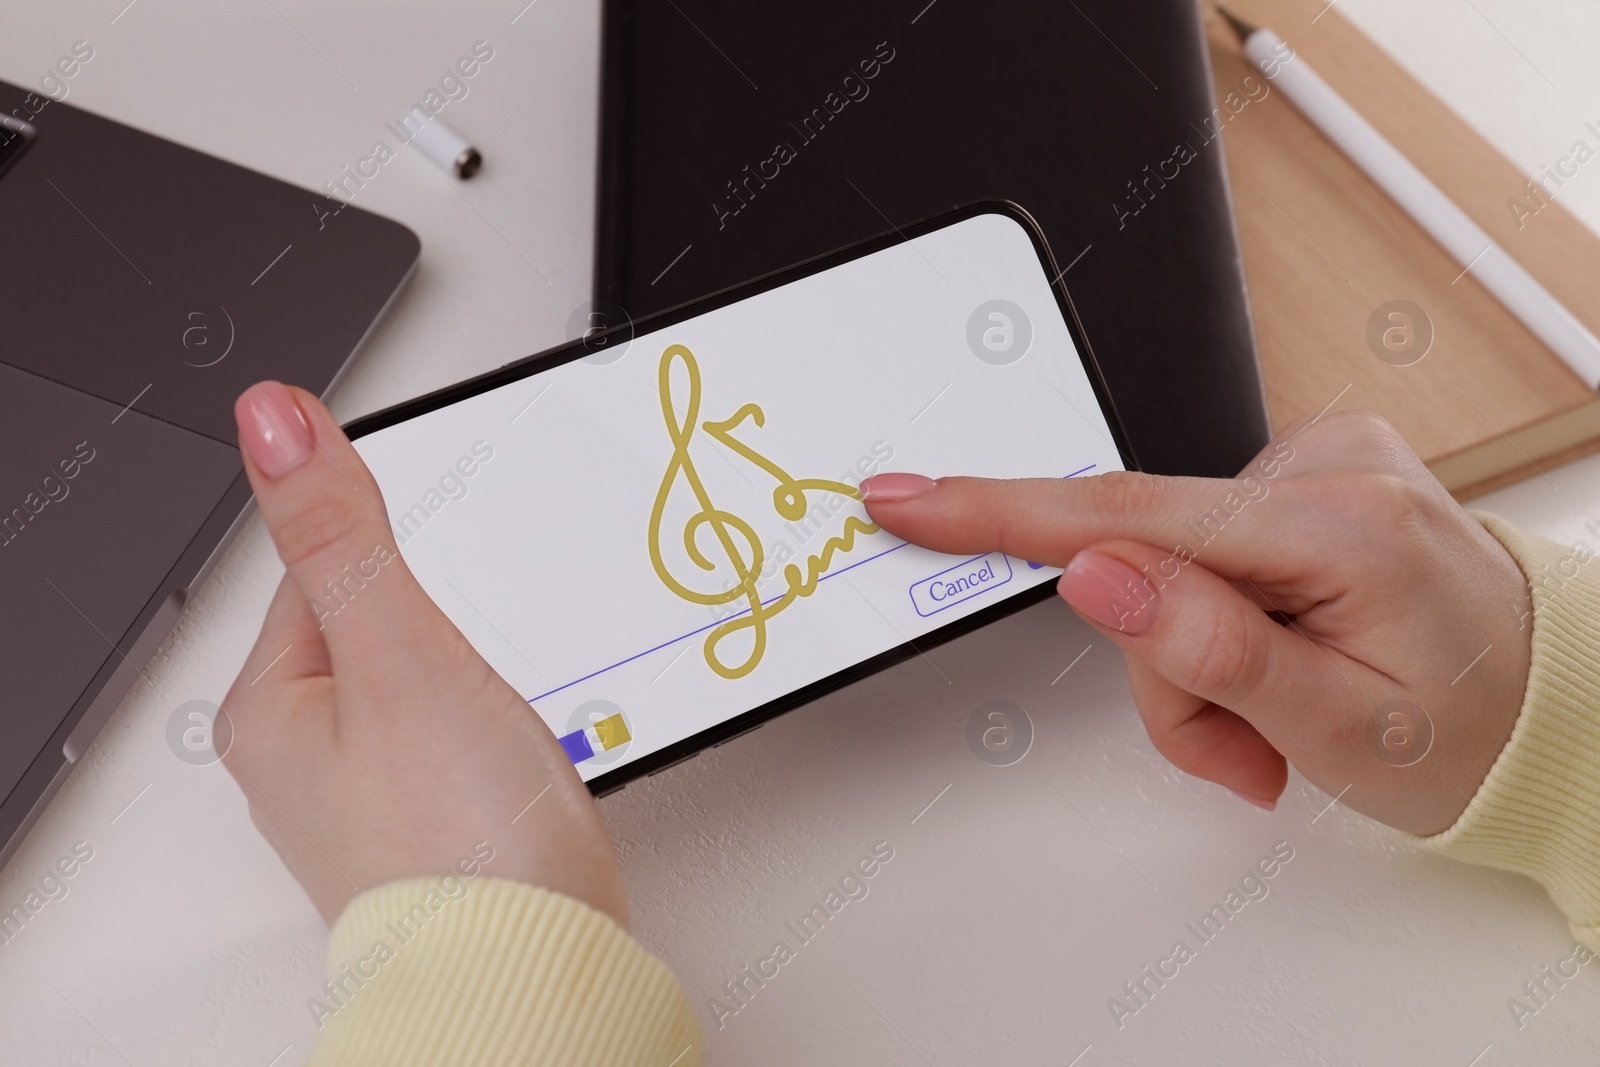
525 463 1097 704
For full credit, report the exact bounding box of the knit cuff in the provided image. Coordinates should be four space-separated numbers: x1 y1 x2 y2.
308 877 703 1067
1420 512 1600 949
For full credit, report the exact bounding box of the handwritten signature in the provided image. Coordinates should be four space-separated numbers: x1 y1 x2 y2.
648 344 879 679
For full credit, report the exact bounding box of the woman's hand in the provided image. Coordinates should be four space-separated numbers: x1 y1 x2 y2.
220 382 626 927
862 410 1533 837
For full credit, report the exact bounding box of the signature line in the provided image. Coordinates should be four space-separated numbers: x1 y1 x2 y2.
527 539 914 702
524 462 1099 703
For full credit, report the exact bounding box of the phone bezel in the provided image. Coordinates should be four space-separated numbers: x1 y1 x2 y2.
344 200 1139 795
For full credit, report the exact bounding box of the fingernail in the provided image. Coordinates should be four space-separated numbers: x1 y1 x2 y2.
1057 549 1158 636
1229 788 1278 812
860 473 938 503
237 382 313 479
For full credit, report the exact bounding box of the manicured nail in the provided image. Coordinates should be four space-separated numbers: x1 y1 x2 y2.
1057 549 1158 636
237 381 313 479
859 473 938 503
1229 788 1278 812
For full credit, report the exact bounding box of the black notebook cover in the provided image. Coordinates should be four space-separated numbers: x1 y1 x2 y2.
593 0 1270 477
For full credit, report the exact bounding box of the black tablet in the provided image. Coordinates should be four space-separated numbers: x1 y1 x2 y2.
593 0 1271 480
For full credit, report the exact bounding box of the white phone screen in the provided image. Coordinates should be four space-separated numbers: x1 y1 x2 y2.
351 209 1125 785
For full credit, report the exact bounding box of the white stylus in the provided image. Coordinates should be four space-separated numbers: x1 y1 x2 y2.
1221 8 1600 388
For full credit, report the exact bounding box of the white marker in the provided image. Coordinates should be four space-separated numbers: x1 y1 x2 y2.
1221 8 1600 388
410 116 482 179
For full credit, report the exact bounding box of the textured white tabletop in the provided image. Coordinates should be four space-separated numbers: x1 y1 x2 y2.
3 1 1600 1063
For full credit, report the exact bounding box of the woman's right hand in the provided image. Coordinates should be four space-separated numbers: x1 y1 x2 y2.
862 410 1535 837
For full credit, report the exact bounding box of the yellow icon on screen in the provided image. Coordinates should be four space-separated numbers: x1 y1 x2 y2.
594 712 631 751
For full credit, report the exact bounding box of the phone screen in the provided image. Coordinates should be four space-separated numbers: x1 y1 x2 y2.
350 207 1128 789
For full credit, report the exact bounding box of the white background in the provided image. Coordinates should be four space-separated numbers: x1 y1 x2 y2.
3 1 1600 1063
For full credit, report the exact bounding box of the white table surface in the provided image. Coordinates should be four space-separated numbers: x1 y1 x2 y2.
4 1 1600 1063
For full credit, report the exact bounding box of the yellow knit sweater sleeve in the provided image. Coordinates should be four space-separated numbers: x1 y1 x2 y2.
1423 513 1600 950
306 877 704 1067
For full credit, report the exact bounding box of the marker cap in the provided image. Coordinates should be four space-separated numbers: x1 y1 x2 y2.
411 117 481 179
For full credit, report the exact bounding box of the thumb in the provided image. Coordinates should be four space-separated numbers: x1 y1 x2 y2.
234 381 434 662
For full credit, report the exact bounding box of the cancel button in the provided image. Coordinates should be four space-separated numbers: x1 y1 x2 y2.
909 552 1014 617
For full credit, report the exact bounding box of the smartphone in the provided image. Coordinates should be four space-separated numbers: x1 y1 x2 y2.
347 202 1135 794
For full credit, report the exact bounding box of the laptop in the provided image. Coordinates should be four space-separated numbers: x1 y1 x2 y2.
0 81 419 869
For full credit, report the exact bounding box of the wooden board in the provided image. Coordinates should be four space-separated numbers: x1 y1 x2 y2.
1205 1 1600 498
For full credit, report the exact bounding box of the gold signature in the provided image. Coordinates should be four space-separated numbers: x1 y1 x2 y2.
648 343 879 679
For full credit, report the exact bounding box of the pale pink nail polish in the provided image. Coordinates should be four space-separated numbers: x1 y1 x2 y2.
860 472 938 503
236 382 313 479
1057 549 1159 636
1229 788 1278 812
